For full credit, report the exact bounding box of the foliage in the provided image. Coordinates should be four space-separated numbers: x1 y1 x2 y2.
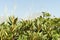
0 12 60 40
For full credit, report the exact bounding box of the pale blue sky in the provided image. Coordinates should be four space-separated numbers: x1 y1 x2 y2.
0 0 60 19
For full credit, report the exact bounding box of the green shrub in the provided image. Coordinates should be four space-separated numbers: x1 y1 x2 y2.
0 12 60 40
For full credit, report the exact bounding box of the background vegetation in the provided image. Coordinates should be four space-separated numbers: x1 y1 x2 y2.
0 12 60 40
